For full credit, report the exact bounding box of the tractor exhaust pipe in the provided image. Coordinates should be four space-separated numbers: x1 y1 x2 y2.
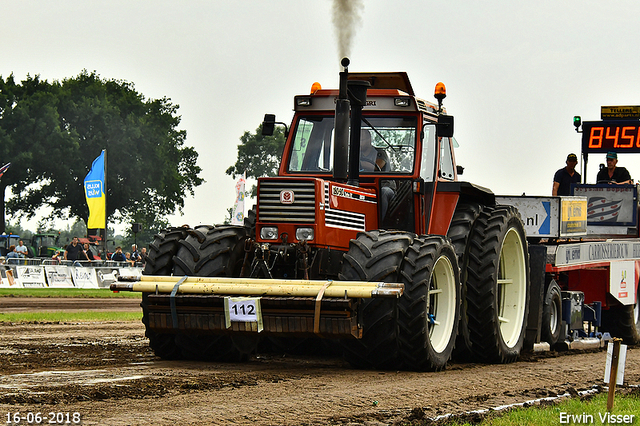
346 79 370 187
333 57 350 182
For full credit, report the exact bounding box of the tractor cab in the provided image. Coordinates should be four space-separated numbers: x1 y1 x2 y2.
258 60 481 253
0 234 20 257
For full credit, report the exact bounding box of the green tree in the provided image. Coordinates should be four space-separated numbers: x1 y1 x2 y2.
226 123 286 196
0 74 64 234
0 71 204 233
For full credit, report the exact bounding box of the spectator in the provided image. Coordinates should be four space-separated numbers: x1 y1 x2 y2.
64 237 83 261
552 153 581 196
139 247 148 266
125 252 136 266
83 243 97 260
15 240 28 257
75 244 89 261
111 246 126 262
596 152 632 184
130 244 141 263
6 245 22 263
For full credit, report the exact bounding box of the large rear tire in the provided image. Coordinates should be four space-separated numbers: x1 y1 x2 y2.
601 302 640 345
173 225 248 277
143 226 191 275
398 235 460 371
446 203 483 361
172 225 254 362
465 206 530 363
339 230 414 370
141 226 191 360
141 293 182 360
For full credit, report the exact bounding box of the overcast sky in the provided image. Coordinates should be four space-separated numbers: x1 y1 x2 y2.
3 1 640 231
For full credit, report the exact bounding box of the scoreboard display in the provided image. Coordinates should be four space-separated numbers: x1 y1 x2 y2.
582 120 640 154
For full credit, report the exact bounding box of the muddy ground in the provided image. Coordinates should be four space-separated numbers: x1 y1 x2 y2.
1 299 639 425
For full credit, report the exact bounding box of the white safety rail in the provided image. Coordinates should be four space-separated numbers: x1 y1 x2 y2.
0 260 143 289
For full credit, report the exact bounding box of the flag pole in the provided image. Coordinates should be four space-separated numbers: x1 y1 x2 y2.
103 149 108 260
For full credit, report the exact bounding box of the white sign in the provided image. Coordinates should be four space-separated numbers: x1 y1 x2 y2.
95 268 120 288
555 241 640 266
0 268 19 288
224 297 263 332
610 261 636 305
604 342 627 385
15 265 47 288
71 267 99 289
44 265 74 288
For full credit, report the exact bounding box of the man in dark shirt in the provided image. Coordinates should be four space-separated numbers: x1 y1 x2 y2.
553 153 581 196
64 237 82 261
596 152 632 184
111 246 126 262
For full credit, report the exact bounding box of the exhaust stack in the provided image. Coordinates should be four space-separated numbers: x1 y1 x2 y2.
333 58 350 182
346 79 370 187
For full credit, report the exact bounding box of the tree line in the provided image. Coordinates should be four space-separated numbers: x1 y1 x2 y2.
0 71 203 236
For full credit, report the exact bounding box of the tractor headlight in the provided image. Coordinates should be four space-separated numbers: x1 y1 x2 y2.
260 226 279 240
296 227 314 241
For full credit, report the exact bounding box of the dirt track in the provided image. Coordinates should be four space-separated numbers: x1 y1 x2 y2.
1 299 639 425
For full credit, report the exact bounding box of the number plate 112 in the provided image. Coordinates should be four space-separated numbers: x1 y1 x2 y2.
224 297 263 332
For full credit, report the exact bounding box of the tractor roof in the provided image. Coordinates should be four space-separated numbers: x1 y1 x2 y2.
347 72 414 95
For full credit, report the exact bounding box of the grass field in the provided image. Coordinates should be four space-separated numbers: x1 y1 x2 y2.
0 288 141 298
439 389 640 425
0 311 142 322
0 288 142 322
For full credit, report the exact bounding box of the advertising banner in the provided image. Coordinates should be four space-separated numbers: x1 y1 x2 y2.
44 265 74 288
71 267 100 289
0 267 19 288
15 265 47 288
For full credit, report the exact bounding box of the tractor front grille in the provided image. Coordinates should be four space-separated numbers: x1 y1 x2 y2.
258 180 316 223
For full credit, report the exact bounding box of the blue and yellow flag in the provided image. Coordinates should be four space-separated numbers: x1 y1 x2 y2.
84 150 106 229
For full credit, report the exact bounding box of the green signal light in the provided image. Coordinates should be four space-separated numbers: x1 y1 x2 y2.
573 116 582 129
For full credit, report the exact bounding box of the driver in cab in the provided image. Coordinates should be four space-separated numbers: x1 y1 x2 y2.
359 130 386 172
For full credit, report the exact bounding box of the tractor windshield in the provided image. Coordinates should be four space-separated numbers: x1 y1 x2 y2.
287 115 417 173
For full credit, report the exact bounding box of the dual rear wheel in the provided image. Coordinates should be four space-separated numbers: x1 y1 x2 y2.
339 231 460 371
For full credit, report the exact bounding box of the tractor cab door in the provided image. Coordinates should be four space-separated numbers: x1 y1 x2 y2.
417 123 460 235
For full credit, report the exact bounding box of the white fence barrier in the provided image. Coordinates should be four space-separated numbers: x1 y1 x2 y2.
0 262 143 289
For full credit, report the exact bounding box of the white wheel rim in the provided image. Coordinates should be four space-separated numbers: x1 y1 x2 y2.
428 254 457 353
497 227 527 348
549 296 559 335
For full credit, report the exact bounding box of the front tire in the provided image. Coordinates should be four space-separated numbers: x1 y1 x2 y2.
465 206 530 363
339 230 414 370
398 236 460 371
142 226 191 360
143 226 191 275
172 225 255 362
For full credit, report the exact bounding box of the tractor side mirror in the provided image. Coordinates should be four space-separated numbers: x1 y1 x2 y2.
262 114 276 136
436 115 454 138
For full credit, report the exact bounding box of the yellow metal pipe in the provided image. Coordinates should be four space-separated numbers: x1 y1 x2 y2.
135 275 395 287
113 276 403 298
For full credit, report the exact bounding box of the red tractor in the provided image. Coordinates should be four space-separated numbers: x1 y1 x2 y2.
123 59 530 371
